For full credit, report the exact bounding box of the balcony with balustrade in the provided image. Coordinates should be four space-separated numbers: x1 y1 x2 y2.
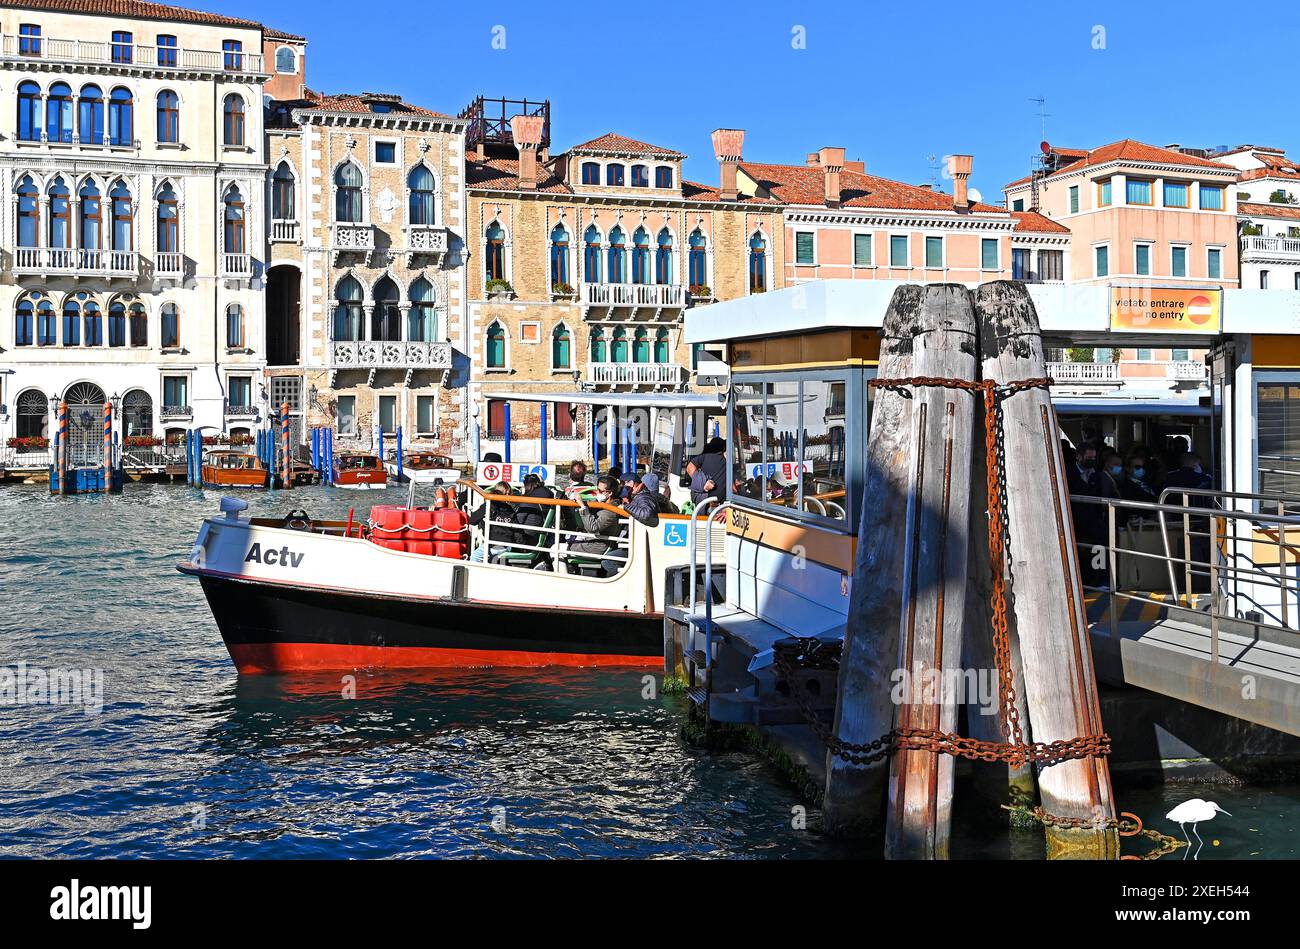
1241 235 1300 261
402 225 449 267
222 253 252 279
586 361 689 389
330 339 453 386
331 224 377 266
1047 359 1209 396
154 252 184 278
13 247 137 280
270 220 300 244
580 282 687 319
2 33 266 76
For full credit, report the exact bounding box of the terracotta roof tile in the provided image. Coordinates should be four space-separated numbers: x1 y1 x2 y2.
1012 210 1070 234
739 161 1007 214
1 0 262 30
679 179 777 204
570 133 684 159
1005 139 1235 190
1239 201 1300 220
298 91 447 119
465 157 571 194
264 27 305 42
1240 164 1300 183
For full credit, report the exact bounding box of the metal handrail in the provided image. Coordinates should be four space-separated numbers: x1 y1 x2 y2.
454 479 635 571
1070 493 1300 667
687 498 729 673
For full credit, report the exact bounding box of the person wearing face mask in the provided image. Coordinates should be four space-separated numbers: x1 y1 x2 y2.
568 475 626 575
1119 454 1158 507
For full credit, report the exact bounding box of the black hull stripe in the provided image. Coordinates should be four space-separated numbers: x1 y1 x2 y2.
196 573 663 657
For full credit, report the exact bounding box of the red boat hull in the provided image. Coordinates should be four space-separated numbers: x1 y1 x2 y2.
193 571 663 673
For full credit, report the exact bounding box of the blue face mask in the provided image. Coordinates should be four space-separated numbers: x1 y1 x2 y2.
1110 465 1123 477
1132 467 1146 480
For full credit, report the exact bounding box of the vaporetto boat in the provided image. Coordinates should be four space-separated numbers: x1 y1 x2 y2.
179 391 728 673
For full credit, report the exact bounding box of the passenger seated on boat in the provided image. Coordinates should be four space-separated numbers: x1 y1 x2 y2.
625 473 662 528
468 481 519 562
504 474 556 570
567 476 625 576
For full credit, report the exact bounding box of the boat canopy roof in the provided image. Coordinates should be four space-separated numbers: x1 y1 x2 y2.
1054 399 1210 417
480 390 726 411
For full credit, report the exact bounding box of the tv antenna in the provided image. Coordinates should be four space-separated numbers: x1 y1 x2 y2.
927 153 939 190
1029 96 1050 141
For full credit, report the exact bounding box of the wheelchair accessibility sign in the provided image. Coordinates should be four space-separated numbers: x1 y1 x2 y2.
663 523 689 548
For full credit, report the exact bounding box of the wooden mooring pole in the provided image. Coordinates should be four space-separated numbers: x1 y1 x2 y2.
974 281 1117 858
823 285 921 837
885 284 979 859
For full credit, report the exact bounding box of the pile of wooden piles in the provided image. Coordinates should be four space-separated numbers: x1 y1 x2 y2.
823 281 1117 859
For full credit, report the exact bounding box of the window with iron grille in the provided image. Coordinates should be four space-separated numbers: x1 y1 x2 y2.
270 376 302 412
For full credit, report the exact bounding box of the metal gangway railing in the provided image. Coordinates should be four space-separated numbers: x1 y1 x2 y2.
1070 487 1300 662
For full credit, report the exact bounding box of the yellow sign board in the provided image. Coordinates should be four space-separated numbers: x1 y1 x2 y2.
1110 287 1222 334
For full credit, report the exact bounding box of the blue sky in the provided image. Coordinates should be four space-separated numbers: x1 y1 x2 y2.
221 0 1298 201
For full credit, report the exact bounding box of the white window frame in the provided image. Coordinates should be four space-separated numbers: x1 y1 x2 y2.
888 233 911 269
519 320 542 345
415 394 437 437
372 138 399 166
336 393 358 436
1094 241 1110 278
851 230 874 269
274 45 297 74
1133 240 1154 277
794 229 817 266
550 320 574 372
923 233 945 270
980 237 1001 272
1169 242 1190 279
1206 245 1224 280
484 319 510 373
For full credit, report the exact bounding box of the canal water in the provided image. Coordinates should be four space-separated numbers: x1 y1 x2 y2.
0 483 1295 859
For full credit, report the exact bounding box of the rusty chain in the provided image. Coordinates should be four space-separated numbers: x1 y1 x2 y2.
1000 806 1186 860
773 375 1113 771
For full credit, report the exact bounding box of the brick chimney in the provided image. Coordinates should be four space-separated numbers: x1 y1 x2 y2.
712 128 744 201
806 152 821 167
819 146 845 208
511 114 545 191
949 154 973 209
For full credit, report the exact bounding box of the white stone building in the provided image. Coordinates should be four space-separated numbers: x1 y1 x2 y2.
1216 144 1300 291
0 0 274 463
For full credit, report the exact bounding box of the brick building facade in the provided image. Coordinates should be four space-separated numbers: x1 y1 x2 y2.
463 108 783 459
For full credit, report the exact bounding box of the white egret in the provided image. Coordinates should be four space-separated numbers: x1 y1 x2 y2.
1165 799 1231 860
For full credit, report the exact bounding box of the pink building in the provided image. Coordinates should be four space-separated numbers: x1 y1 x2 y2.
1003 140 1240 288
724 145 1021 285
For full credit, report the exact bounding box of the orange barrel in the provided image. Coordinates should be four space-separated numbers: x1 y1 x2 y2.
434 507 469 559
406 508 436 543
368 505 408 541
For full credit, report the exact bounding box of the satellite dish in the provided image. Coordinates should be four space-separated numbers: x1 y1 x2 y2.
968 187 983 204
1040 141 1052 155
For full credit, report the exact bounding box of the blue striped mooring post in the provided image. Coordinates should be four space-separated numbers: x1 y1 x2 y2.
539 406 548 466
396 426 403 481
503 403 512 464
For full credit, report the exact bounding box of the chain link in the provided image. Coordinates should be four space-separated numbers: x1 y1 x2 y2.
1001 806 1186 860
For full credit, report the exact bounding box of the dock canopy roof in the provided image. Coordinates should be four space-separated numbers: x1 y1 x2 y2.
480 391 726 410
